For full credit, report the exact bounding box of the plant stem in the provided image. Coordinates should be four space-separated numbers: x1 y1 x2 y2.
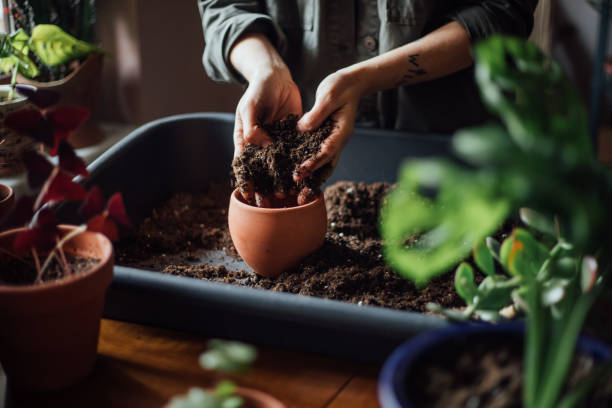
524 281 545 408
56 237 71 277
535 282 601 408
32 248 42 284
8 64 18 101
39 226 86 278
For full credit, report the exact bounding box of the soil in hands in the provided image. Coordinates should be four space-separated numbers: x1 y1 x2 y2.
407 334 612 408
116 181 484 312
0 254 99 285
232 114 334 207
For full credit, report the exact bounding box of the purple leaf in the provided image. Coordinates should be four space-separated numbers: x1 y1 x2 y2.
21 149 54 189
58 140 89 178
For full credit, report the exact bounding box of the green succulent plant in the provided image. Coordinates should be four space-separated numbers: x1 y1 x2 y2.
0 24 101 100
380 36 612 408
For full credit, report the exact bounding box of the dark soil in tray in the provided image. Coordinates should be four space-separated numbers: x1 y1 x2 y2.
407 335 612 408
0 254 99 285
232 114 334 207
115 181 500 312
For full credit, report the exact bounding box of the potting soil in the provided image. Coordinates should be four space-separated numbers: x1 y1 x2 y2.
115 181 473 312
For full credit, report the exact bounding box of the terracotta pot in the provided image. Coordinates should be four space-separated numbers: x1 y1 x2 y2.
0 85 35 176
0 183 15 219
0 225 114 391
166 386 286 408
18 53 105 149
228 189 327 277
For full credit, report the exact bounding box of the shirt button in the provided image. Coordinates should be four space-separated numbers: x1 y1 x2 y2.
363 35 377 51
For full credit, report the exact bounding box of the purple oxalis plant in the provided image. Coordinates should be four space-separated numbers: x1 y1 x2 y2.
1 85 130 284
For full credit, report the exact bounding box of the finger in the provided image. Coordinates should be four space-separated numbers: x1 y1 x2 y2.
233 110 245 159
293 116 350 181
297 95 337 132
239 180 255 205
242 102 272 146
297 187 315 206
254 192 271 208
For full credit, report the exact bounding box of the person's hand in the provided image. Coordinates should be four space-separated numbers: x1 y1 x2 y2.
233 67 302 206
294 69 364 183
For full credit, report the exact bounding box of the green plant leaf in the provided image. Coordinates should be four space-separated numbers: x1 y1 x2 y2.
453 123 519 166
520 207 557 237
486 237 502 263
381 159 511 285
499 234 514 272
476 275 515 310
473 238 495 276
30 24 101 67
474 36 591 165
200 340 257 373
454 263 478 304
215 381 237 398
541 278 569 306
507 228 549 278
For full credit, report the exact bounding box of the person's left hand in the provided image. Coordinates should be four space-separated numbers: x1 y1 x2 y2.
294 69 364 182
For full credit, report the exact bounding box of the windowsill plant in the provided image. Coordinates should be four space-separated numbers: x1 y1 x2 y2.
380 35 612 407
0 85 129 391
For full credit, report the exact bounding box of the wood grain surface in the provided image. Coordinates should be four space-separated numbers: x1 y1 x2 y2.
3 319 381 408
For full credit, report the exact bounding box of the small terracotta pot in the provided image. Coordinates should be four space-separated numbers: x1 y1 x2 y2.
18 53 105 149
0 85 35 176
228 189 327 278
0 225 114 391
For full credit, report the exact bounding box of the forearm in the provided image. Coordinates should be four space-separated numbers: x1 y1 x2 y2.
229 33 290 82
345 21 473 96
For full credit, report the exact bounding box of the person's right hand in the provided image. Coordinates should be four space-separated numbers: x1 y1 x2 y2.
233 66 302 206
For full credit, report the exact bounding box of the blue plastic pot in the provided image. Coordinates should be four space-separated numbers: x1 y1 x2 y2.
378 322 612 408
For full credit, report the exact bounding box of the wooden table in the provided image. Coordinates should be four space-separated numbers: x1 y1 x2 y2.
3 320 381 408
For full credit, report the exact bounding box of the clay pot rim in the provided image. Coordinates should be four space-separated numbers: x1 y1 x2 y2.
0 224 113 293
230 188 324 214
0 85 29 106
0 184 13 204
16 52 104 88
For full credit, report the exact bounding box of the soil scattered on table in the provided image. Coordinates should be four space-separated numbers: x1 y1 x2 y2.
0 254 99 285
232 114 334 206
407 334 612 407
116 181 493 312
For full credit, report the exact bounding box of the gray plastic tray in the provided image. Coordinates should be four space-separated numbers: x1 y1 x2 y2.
87 113 453 363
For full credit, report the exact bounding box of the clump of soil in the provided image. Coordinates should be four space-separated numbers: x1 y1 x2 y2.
407 334 612 407
116 181 479 312
0 254 99 285
232 114 334 205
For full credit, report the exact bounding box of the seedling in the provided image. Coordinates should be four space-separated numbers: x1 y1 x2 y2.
381 36 612 408
0 86 129 283
168 340 257 408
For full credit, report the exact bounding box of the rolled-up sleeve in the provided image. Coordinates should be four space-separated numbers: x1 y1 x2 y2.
448 0 539 42
198 0 287 83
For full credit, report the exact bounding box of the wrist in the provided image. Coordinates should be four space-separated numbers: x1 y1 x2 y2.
230 33 290 83
337 63 373 98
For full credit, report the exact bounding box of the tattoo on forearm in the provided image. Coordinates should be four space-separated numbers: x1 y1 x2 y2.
400 54 427 84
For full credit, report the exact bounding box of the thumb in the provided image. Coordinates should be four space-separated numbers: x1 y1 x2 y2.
242 103 272 146
297 96 336 132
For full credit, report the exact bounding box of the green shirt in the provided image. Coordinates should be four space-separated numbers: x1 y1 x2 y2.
198 0 538 132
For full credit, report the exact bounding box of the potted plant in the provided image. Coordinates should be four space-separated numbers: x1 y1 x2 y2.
1 9 104 148
0 23 102 175
378 36 612 407
228 115 331 277
167 339 286 408
0 86 130 391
